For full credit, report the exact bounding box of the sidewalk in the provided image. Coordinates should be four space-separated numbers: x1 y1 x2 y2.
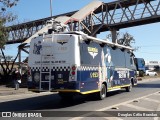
0 85 32 96
137 77 160 83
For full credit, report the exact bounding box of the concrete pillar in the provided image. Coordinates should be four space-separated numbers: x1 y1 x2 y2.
18 48 22 74
111 29 117 43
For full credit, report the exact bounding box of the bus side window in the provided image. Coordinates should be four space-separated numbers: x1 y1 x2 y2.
130 58 133 65
134 58 137 65
141 60 145 66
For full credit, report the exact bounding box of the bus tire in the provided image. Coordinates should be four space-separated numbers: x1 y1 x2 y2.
125 84 132 92
131 78 134 86
97 84 106 100
139 71 144 77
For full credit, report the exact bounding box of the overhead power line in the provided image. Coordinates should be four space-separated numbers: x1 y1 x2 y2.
135 45 160 48
136 51 160 54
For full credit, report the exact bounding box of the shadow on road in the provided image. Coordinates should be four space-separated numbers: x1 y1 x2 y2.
0 91 124 112
2 82 160 112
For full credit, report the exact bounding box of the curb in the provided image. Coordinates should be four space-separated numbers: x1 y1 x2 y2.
138 77 160 83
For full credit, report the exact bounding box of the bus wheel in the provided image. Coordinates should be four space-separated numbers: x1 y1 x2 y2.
131 78 134 86
139 71 144 77
125 84 132 92
97 84 106 100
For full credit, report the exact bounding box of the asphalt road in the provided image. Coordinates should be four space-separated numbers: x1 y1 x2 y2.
0 79 160 120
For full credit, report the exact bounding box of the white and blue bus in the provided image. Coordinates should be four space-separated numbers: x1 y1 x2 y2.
28 30 137 100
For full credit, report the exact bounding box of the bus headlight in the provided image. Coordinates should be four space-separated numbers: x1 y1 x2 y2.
34 73 40 82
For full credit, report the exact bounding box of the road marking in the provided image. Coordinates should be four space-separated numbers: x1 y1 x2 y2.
97 91 160 111
124 103 152 111
154 117 159 120
69 91 160 120
153 93 160 96
143 98 160 103
154 99 160 120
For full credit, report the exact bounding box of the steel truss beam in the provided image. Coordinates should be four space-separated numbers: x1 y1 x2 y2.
6 0 160 44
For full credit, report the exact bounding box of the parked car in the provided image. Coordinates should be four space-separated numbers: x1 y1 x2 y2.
145 70 158 76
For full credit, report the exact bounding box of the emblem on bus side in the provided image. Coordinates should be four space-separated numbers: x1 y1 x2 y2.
57 39 68 45
88 47 98 59
33 41 42 55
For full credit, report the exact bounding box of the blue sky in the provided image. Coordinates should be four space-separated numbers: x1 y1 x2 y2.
4 0 160 61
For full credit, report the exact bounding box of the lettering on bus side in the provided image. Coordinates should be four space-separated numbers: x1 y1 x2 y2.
57 47 67 51
88 47 98 53
90 72 99 78
57 79 67 84
34 60 66 64
117 71 127 78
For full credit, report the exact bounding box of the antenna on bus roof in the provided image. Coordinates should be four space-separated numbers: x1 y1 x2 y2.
50 0 53 17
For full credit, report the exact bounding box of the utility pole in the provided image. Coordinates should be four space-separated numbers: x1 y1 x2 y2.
50 0 53 17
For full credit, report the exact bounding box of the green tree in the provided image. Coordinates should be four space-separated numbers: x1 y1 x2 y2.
107 32 135 47
117 32 135 47
0 0 19 45
0 0 19 84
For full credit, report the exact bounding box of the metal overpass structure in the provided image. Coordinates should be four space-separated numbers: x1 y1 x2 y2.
4 0 160 69
6 0 160 44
